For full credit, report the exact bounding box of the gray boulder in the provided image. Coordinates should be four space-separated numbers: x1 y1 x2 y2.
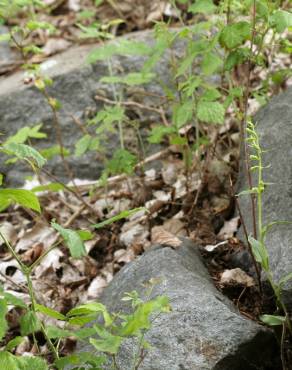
0 30 182 186
0 26 20 74
237 87 292 310
77 241 278 370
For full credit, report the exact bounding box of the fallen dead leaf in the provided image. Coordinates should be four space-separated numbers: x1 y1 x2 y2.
220 268 255 287
151 226 182 249
87 276 107 299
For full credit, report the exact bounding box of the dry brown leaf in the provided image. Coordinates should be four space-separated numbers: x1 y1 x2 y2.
0 222 18 246
120 222 149 249
114 248 135 264
42 38 72 56
15 223 56 253
151 226 182 249
220 268 255 287
87 276 107 299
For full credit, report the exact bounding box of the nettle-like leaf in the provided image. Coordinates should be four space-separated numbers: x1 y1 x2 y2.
20 311 41 336
201 52 222 75
200 87 222 102
173 100 193 128
18 355 48 370
74 134 100 156
100 72 155 86
178 76 202 97
40 145 70 160
188 0 217 14
0 351 19 370
219 21 251 49
119 296 170 337
3 143 46 168
51 221 87 259
197 101 225 125
106 148 137 175
148 125 176 144
225 48 250 70
90 325 123 354
90 106 125 131
270 10 292 33
0 189 41 213
87 39 152 63
4 124 46 145
6 336 25 352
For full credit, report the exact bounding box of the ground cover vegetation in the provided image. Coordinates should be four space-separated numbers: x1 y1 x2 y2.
0 0 291 368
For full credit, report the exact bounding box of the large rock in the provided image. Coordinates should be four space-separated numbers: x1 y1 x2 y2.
0 30 183 186
77 241 279 369
237 88 292 309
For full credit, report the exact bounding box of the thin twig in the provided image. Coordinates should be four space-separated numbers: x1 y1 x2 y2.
94 94 170 126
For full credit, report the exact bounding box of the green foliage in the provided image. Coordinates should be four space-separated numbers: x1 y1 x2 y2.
92 207 146 229
1 0 292 367
2 143 46 168
0 189 41 212
51 221 87 258
106 148 137 176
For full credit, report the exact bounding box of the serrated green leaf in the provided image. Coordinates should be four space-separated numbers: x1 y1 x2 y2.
197 101 225 124
87 39 152 63
3 143 46 168
6 336 25 352
0 351 19 370
188 0 217 14
40 145 70 160
270 10 292 33
200 88 221 102
74 134 93 156
17 355 48 370
0 189 41 213
219 21 251 49
4 124 46 145
20 311 41 336
119 296 170 336
172 100 193 128
106 149 137 175
51 221 87 259
100 72 155 86
148 125 176 144
201 52 222 75
90 329 123 354
35 303 66 321
225 48 250 70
